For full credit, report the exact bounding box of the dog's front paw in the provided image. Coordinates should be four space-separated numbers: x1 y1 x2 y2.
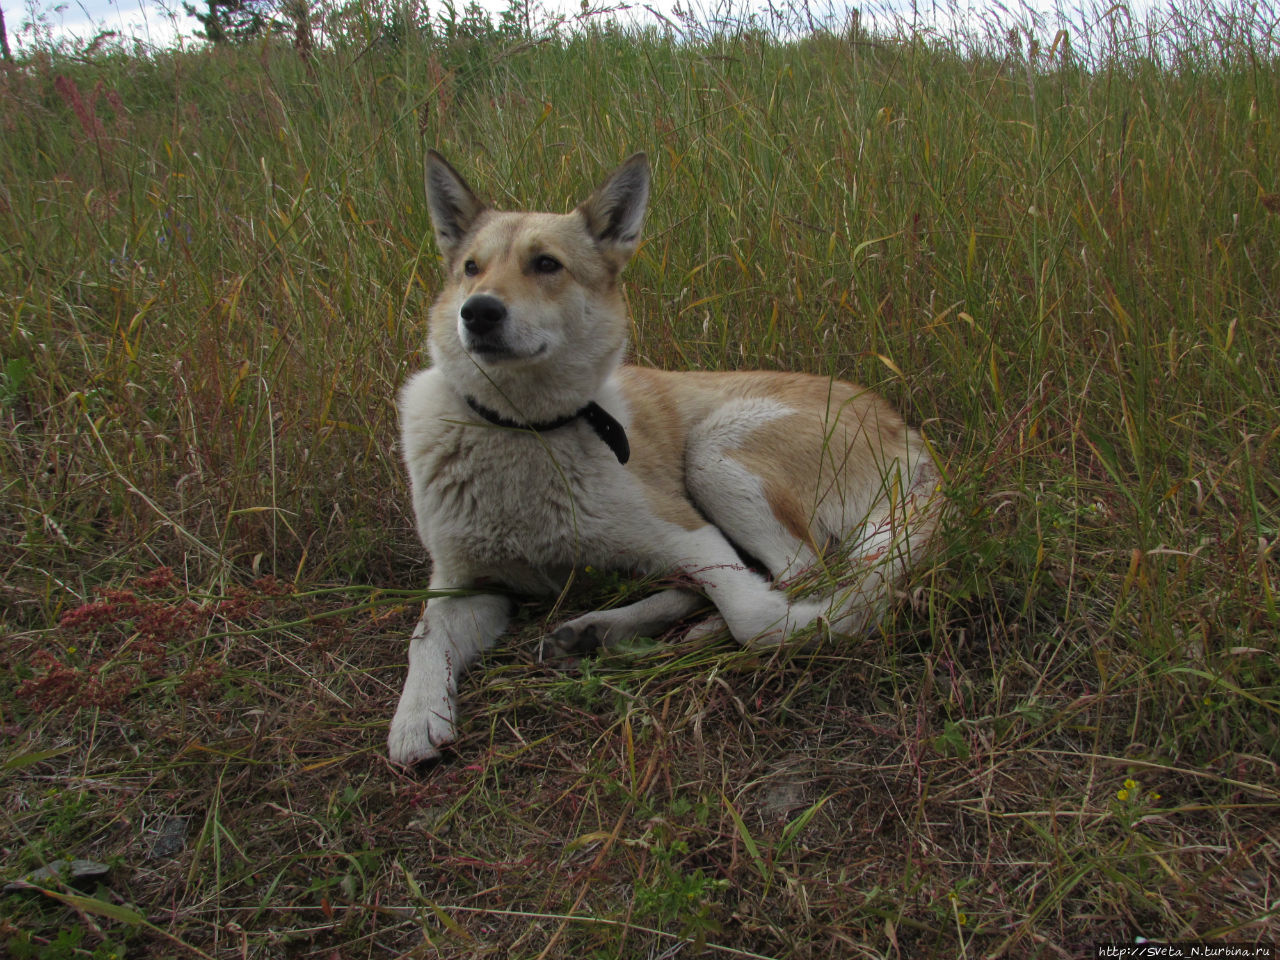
544 620 604 658
387 692 457 767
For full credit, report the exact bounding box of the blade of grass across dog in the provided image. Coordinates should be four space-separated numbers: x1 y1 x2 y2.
181 586 490 644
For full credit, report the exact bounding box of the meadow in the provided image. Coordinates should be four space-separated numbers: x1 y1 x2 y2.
1 0 1277 955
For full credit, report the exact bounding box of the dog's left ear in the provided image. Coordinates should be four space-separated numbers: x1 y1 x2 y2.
577 153 650 265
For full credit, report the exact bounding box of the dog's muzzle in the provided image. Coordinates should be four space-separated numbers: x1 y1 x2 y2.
461 294 506 338
459 293 514 357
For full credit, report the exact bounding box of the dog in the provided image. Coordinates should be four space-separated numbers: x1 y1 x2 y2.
387 152 944 766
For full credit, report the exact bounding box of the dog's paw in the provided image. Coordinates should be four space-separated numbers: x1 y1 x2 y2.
387 695 456 767
543 620 603 659
683 615 728 643
739 600 830 650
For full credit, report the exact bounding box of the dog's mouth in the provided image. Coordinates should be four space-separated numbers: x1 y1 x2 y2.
464 337 549 363
466 339 512 358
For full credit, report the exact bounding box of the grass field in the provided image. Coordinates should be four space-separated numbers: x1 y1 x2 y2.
1 0 1278 955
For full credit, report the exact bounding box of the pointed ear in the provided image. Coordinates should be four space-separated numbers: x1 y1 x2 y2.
577 153 650 264
424 151 486 261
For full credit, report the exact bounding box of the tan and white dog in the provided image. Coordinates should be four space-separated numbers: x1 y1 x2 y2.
388 152 944 765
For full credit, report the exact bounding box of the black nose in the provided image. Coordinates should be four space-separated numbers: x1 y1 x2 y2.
460 294 507 337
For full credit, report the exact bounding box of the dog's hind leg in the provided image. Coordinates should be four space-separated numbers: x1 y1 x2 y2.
745 456 945 645
683 399 828 582
680 413 824 645
684 408 943 647
546 588 707 657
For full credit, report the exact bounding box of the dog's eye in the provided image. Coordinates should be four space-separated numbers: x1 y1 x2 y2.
463 260 479 277
532 255 562 275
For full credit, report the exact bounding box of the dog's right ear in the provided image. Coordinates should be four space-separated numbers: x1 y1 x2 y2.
424 151 486 261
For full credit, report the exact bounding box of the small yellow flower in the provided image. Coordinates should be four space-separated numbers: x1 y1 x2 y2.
1123 778 1137 791
1117 788 1130 801
1151 792 1161 802
957 911 968 925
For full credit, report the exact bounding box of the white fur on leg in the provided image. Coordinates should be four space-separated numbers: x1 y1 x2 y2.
388 593 510 766
387 613 456 765
655 524 817 647
547 587 706 656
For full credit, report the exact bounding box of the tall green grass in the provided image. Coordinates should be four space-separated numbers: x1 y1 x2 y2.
1 0 1277 955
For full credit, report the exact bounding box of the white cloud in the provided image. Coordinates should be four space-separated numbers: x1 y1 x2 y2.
8 0 194 50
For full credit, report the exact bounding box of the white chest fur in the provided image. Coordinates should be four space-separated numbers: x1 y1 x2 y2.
399 368 646 589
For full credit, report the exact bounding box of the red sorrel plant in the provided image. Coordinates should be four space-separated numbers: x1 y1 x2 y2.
13 568 296 715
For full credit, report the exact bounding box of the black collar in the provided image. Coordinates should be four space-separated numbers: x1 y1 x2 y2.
464 396 630 465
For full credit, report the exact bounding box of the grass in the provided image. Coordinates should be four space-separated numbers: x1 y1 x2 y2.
1 0 1278 955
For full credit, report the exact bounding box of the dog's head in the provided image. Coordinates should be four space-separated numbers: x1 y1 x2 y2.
422 152 650 420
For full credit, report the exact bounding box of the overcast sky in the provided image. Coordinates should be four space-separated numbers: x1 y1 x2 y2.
9 0 194 47
5 0 1106 51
